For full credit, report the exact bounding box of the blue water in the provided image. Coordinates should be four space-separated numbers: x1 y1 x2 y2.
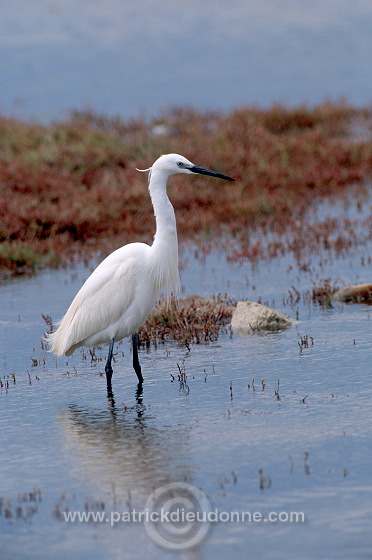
1 211 371 559
1 1 371 122
1 4 372 553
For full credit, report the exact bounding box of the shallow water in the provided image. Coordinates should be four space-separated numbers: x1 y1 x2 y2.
1 227 371 559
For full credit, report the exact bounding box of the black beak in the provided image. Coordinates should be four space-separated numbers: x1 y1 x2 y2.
190 165 235 182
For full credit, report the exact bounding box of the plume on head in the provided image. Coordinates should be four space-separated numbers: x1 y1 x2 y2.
136 165 152 184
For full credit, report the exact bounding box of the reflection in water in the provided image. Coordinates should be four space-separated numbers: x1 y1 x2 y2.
59 384 195 505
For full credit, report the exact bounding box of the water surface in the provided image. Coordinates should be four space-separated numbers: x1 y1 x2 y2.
1 215 371 558
1 1 371 121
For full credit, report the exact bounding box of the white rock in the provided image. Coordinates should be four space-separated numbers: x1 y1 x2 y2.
332 283 372 304
231 301 292 332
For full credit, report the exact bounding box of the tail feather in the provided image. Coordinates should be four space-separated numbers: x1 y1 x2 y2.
43 316 75 357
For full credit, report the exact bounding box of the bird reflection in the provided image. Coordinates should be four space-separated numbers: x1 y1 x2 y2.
106 381 143 415
59 383 194 504
106 381 145 425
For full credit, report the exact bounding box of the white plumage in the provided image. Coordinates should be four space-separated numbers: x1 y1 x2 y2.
50 244 160 355
45 153 234 389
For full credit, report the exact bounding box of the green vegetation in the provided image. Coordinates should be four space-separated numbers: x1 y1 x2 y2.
0 242 57 275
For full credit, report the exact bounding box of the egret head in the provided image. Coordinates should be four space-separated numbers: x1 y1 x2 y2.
137 153 235 182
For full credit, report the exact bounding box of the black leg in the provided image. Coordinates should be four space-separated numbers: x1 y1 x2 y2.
132 332 143 384
105 338 115 389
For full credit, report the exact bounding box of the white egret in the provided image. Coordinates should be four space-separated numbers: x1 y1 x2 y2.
45 153 234 390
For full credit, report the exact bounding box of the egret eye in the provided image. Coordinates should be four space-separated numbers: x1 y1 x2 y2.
177 162 184 168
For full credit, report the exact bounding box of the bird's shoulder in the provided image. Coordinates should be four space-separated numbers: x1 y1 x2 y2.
95 242 150 276
68 243 151 312
82 242 150 289
104 242 150 263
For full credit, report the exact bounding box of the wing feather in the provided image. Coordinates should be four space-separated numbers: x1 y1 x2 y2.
46 243 149 356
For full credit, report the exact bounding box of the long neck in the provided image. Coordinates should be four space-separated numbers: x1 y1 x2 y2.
148 169 180 294
149 169 177 244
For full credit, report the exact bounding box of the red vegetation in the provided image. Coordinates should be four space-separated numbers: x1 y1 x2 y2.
0 103 371 277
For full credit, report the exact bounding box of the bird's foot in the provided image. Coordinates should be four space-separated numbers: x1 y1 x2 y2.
105 364 113 389
132 332 143 383
134 363 143 384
